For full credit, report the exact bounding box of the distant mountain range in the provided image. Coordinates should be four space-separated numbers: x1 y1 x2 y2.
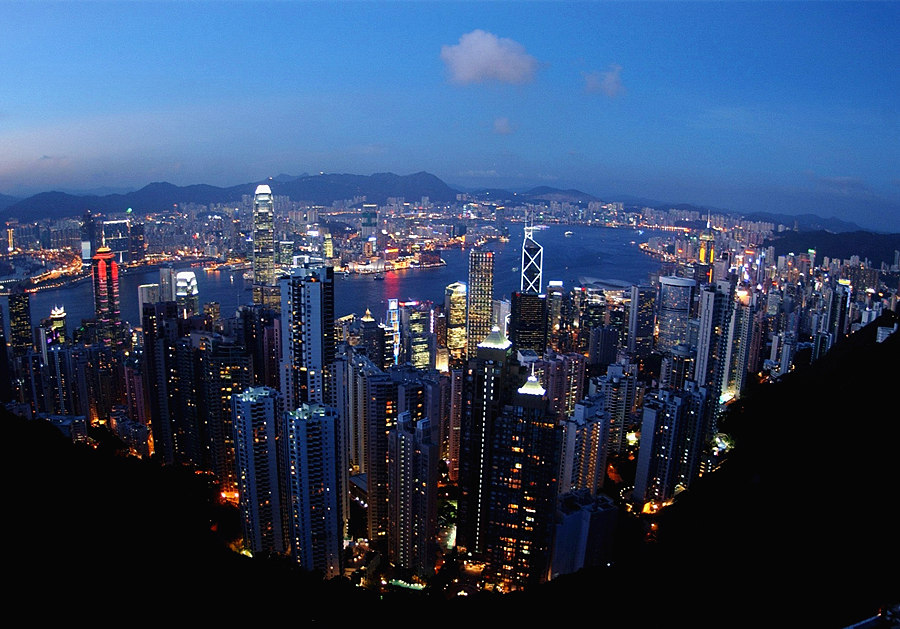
0 171 871 234
0 193 20 211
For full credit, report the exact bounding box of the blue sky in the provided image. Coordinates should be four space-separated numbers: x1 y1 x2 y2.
1 1 899 230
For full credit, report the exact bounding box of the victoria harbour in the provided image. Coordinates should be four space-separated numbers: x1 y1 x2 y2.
25 224 661 329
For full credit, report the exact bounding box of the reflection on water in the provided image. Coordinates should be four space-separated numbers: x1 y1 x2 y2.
22 225 661 330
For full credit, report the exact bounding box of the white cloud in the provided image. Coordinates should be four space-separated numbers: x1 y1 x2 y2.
441 30 538 85
584 64 624 98
493 117 514 135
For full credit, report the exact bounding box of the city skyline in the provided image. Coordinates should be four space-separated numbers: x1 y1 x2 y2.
2 2 899 230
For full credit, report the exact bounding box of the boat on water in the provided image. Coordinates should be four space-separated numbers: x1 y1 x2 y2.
373 274 385 281
564 231 574 237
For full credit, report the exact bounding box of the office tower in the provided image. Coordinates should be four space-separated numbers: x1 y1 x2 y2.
159 265 176 302
457 326 515 556
481 374 562 591
49 305 67 345
588 325 619 370
280 262 335 409
253 184 275 287
632 383 708 507
80 210 96 261
627 285 656 356
723 287 755 402
41 345 80 416
358 365 443 545
535 352 585 422
197 335 252 499
434 305 447 349
234 304 281 388
559 395 610 496
365 368 400 542
142 301 181 465
594 361 638 455
278 240 295 266
232 387 286 555
123 354 150 434
698 212 715 266
551 490 618 579
521 219 543 294
252 184 279 309
92 246 124 349
175 271 199 319
388 412 439 578
282 403 344 578
360 204 378 238
8 285 33 358
509 291 549 355
579 287 607 340
358 308 388 368
660 344 696 390
466 250 494 359
333 351 380 479
446 367 464 482
546 280 565 343
656 276 696 352
102 219 130 263
695 280 733 431
129 221 146 263
137 284 160 319
384 299 401 367
444 282 467 364
400 300 435 369
825 280 851 341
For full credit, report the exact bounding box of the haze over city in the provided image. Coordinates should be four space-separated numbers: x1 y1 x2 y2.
2 1 899 231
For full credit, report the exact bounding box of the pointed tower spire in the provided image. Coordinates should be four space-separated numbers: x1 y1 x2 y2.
521 209 543 294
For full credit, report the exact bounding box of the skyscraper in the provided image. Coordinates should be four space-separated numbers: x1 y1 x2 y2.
232 386 286 555
511 219 548 355
627 284 656 356
8 286 33 358
520 220 543 294
458 326 514 556
280 262 335 409
252 184 277 307
509 291 549 355
388 412 439 578
445 281 467 363
656 276 696 353
175 271 199 319
282 402 344 578
92 246 123 348
481 374 562 591
466 250 494 359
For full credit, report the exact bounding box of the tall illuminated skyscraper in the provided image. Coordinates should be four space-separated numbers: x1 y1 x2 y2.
8 285 33 358
282 403 344 578
280 262 335 409
656 276 696 353
175 271 199 319
252 184 276 307
510 219 548 353
521 219 543 294
92 245 123 348
466 250 494 359
232 386 286 555
444 282 467 363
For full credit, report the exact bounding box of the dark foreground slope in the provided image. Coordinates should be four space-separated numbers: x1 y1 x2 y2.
3 313 897 625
